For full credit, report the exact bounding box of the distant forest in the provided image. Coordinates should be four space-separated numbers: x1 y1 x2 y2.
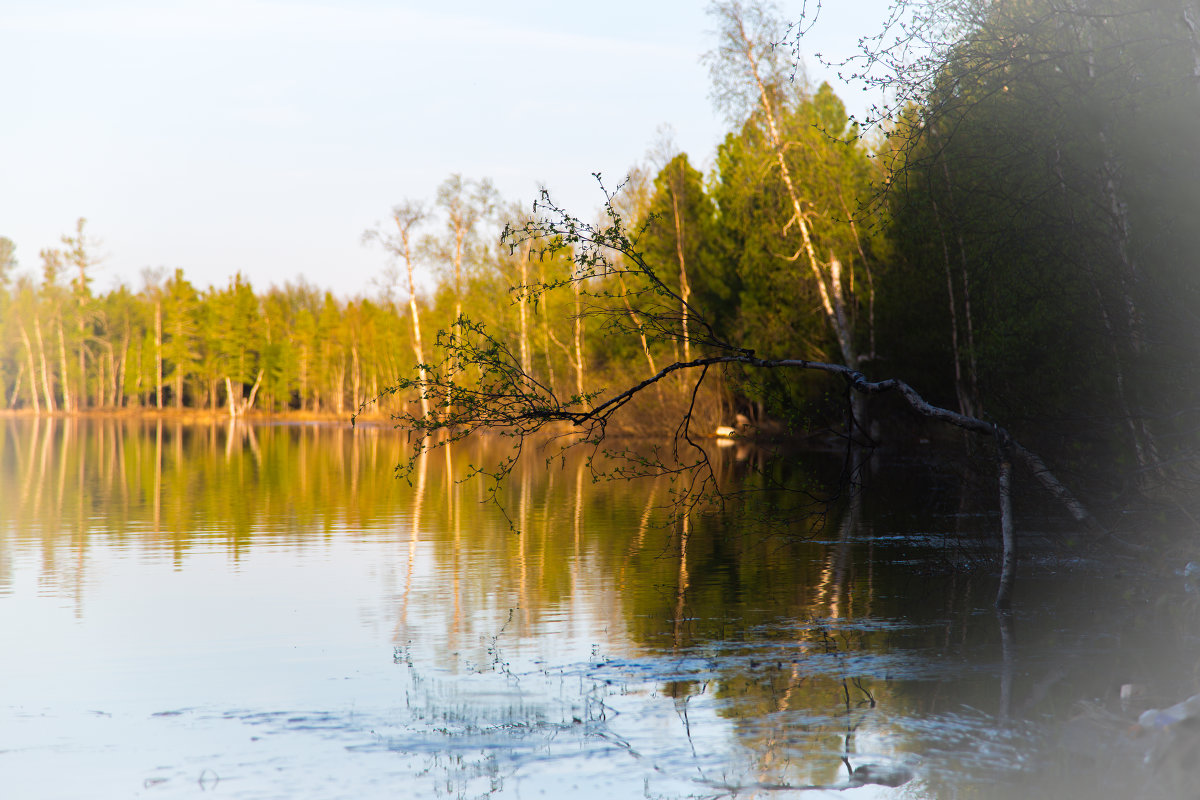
2 0 1197 490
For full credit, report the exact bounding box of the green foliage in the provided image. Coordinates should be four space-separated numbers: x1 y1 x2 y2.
710 81 883 412
4 0 1195 503
881 0 1200 477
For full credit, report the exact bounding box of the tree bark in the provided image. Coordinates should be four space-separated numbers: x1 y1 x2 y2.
572 280 585 402
618 274 664 404
155 301 163 410
117 320 130 409
245 369 264 412
517 240 532 376
224 376 239 418
735 15 857 368
17 320 41 413
668 166 693 363
33 314 56 412
77 316 87 410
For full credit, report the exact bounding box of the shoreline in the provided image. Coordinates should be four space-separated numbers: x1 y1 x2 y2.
0 407 391 427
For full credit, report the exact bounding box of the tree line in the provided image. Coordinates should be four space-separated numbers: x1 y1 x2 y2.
2 0 1196 496
0 230 420 418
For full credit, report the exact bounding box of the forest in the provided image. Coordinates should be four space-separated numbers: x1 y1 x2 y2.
1 0 1197 503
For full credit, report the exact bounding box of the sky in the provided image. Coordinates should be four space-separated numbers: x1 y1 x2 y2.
1 0 893 298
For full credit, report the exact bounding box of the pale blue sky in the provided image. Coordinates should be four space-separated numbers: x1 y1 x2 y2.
1 0 891 297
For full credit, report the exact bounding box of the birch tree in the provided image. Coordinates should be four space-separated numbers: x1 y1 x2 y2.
61 218 97 410
434 175 497 330
706 1 857 369
364 201 432 418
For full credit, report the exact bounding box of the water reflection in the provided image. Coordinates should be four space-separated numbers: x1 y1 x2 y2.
1 417 1198 798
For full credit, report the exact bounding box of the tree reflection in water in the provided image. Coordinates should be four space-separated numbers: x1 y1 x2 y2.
1 417 1198 798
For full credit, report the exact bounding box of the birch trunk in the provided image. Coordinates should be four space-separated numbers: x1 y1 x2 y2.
518 240 532 375
154 301 163 410
245 369 264 412
668 168 692 363
392 212 431 419
118 320 130 408
573 281 585 402
173 363 184 410
735 17 857 368
351 342 362 410
539 260 557 394
617 274 664 403
97 347 106 407
300 344 309 412
406 261 429 419
224 376 240 418
77 316 87 410
33 314 56 412
18 321 41 413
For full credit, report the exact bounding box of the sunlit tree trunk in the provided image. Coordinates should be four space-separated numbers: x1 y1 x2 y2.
96 343 107 407
33 314 56 412
224 377 240 418
17 320 41 414
117 320 130 409
385 205 432 419
173 352 184 410
154 301 163 410
404 253 428 418
517 240 532 376
334 360 345 415
351 342 362 411
434 177 496 417
548 283 586 403
667 166 693 363
63 218 94 410
77 316 87 409
299 344 309 412
245 369 264 412
538 260 557 394
734 13 857 368
572 282 585 401
617 274 664 404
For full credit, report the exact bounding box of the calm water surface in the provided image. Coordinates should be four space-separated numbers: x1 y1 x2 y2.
1 417 1198 799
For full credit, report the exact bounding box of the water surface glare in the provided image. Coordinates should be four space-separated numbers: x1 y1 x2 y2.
1 417 1198 799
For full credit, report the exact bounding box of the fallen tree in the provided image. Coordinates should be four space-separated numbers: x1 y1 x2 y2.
357 185 1104 609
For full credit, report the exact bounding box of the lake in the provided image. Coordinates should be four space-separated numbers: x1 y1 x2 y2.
1 417 1197 799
